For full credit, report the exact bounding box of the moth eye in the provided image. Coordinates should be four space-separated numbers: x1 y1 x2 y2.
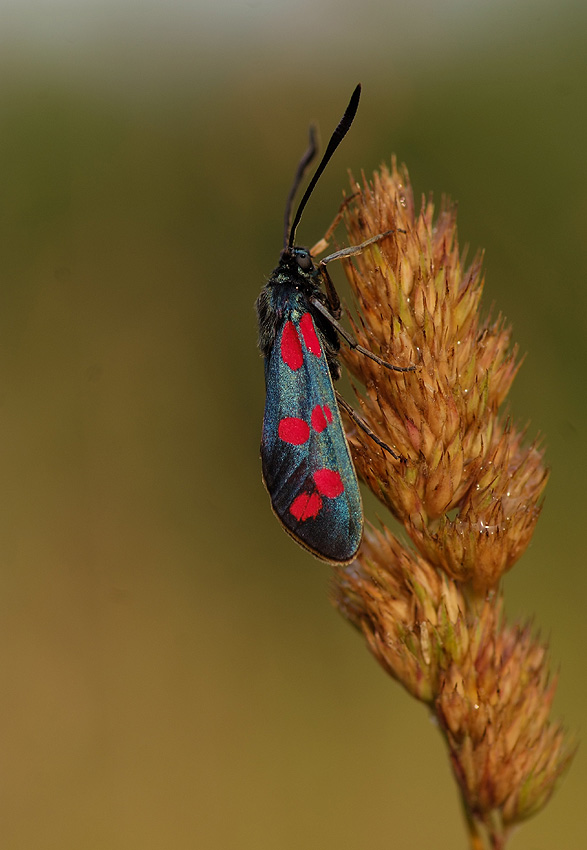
296 252 313 272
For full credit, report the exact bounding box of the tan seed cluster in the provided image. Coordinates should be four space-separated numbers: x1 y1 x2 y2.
329 159 574 843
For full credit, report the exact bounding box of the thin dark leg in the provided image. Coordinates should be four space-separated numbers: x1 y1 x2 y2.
317 263 342 318
310 297 417 373
319 229 405 265
336 392 404 461
310 192 360 257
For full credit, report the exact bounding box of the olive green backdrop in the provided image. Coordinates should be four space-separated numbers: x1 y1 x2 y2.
0 1 585 847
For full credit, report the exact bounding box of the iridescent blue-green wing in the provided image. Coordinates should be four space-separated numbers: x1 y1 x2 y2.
261 310 362 564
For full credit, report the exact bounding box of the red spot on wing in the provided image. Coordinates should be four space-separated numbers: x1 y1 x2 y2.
324 404 333 423
311 404 328 432
299 312 322 357
290 492 323 521
313 468 344 498
281 321 303 370
278 417 310 445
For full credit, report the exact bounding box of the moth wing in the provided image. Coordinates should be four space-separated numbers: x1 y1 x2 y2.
261 312 362 564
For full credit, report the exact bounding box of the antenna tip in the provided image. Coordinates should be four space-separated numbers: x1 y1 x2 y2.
346 84 361 121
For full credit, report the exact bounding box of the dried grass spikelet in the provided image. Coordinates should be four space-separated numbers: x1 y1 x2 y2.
333 524 469 704
436 599 575 832
330 160 575 848
332 529 575 843
338 160 546 591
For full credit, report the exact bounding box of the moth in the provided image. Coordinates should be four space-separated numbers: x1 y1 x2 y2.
257 85 413 563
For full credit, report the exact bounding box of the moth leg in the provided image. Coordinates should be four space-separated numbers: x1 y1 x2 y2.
310 192 360 257
319 229 405 265
310 297 417 373
317 263 342 319
315 228 406 327
335 391 404 462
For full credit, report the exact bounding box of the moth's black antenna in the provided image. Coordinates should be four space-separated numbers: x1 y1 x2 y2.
283 126 318 250
287 84 361 251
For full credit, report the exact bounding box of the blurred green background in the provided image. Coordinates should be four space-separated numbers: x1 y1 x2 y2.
0 1 585 847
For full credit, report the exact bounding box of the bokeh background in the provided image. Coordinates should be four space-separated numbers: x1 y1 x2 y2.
0 1 585 847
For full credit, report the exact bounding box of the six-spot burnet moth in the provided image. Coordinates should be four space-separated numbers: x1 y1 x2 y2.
256 84 415 564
